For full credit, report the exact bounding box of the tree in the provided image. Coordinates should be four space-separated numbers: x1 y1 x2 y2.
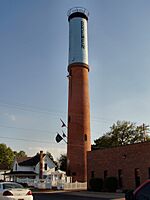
0 144 28 170
0 144 14 169
92 121 150 149
58 154 67 172
14 150 27 159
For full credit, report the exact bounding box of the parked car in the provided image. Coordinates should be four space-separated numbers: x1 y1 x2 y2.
0 182 33 200
125 180 150 200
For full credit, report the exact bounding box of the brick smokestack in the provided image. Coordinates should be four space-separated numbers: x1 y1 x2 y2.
39 150 43 179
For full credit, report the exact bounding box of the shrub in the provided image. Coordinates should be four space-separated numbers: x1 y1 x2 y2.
89 178 103 191
125 190 134 200
104 177 118 192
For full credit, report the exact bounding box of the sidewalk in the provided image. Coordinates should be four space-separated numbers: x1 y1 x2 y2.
64 190 125 199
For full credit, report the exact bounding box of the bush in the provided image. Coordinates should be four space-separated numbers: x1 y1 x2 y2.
125 190 134 200
89 178 103 192
104 177 118 192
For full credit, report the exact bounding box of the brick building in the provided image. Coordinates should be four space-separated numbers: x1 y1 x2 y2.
87 142 150 190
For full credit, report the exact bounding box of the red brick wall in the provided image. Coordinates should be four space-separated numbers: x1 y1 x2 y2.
87 142 150 190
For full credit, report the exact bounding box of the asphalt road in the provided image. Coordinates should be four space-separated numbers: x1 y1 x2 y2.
33 192 107 200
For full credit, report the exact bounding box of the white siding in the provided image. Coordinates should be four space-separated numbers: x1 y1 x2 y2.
13 160 34 172
35 154 55 176
17 166 35 171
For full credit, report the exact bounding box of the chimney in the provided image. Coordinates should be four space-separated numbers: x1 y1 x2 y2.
39 150 43 179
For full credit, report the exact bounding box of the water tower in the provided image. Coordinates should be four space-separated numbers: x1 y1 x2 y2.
67 7 91 182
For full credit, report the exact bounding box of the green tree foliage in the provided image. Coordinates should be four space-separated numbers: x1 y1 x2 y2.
0 144 14 169
14 150 27 159
58 154 67 172
0 144 28 170
92 121 150 149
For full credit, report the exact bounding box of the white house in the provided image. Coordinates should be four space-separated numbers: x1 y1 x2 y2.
4 151 73 189
4 151 56 184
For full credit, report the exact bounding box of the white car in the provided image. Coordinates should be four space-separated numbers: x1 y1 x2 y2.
0 182 33 200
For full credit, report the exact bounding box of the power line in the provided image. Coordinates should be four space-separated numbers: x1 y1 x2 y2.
0 124 55 134
0 100 116 123
0 136 52 144
0 135 86 147
0 102 65 115
0 135 91 148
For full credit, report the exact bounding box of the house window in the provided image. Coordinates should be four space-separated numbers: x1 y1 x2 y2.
43 175 47 179
135 168 141 188
15 164 17 171
118 169 123 188
104 170 108 179
44 163 47 171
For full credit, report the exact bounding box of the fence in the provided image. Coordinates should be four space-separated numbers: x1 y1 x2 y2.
17 178 35 187
17 178 87 190
64 181 87 190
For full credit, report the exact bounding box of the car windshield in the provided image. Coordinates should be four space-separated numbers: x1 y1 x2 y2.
3 183 24 189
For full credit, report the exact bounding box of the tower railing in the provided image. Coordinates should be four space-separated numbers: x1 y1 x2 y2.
67 7 89 17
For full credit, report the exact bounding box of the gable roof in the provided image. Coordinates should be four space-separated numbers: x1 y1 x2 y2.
16 157 31 163
3 171 37 176
18 153 46 166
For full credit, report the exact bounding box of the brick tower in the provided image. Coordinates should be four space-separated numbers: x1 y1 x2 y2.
67 7 91 182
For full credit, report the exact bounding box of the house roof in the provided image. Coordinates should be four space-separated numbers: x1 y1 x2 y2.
18 153 46 166
16 157 31 163
3 171 37 176
53 170 66 174
0 164 10 170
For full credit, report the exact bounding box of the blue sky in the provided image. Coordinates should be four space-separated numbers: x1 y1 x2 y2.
0 0 150 159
